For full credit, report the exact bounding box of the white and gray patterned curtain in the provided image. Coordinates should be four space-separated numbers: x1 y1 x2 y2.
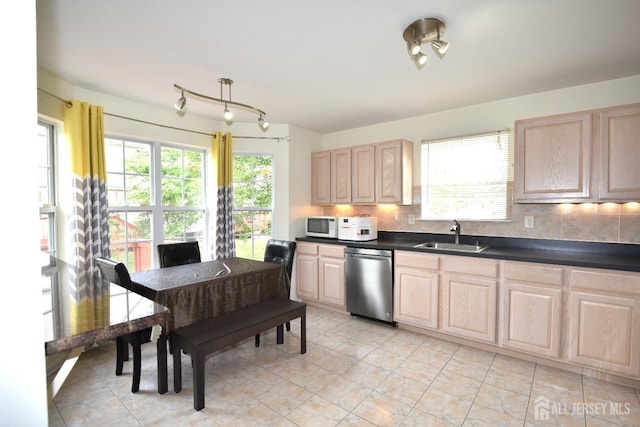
212 132 235 259
63 100 110 333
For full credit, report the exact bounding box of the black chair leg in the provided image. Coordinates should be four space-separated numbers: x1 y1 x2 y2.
255 333 260 347
277 325 284 344
286 321 291 331
131 331 142 393
115 336 126 376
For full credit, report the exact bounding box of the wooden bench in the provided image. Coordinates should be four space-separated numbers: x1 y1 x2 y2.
171 297 307 410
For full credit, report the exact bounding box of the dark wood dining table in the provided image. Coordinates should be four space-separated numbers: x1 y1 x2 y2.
128 257 290 391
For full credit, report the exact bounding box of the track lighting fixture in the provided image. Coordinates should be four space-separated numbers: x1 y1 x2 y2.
173 77 269 130
258 114 269 130
175 90 186 112
223 105 233 121
402 18 449 69
413 51 428 66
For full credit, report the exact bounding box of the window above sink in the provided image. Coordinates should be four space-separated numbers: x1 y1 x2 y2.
421 129 511 221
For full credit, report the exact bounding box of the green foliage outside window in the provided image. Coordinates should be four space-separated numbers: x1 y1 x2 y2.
233 154 273 260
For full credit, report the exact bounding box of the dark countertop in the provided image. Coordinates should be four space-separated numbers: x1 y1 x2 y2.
43 258 169 355
296 231 640 273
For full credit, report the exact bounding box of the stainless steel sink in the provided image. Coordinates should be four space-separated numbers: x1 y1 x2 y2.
413 241 489 253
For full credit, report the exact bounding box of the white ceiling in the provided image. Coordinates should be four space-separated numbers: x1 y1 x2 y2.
36 0 640 134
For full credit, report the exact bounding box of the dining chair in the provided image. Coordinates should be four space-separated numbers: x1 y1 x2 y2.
255 239 297 346
95 256 152 393
157 241 201 268
157 241 202 353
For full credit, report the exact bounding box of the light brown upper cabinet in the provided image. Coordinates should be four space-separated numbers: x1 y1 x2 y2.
515 103 640 203
351 144 376 204
599 104 640 201
312 148 352 205
375 139 413 205
311 139 413 206
330 148 352 204
515 111 593 202
311 151 331 205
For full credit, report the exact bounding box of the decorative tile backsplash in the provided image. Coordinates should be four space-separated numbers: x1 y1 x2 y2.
323 186 640 244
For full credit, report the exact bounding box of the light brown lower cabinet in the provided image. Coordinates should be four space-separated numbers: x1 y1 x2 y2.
296 243 319 300
568 268 640 377
441 256 498 344
295 242 345 308
318 245 345 307
501 261 563 358
442 274 498 343
391 253 640 382
393 251 439 329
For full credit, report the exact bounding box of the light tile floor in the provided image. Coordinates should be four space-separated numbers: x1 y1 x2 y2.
49 305 640 426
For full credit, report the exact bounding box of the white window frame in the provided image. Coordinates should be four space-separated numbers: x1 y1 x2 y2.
38 120 57 259
421 129 511 221
38 119 62 337
105 137 207 270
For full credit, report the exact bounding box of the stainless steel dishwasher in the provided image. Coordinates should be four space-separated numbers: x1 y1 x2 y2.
345 247 394 324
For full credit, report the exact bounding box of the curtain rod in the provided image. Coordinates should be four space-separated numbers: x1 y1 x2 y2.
38 88 287 142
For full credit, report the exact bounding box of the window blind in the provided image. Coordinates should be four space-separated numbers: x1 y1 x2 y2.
421 130 510 220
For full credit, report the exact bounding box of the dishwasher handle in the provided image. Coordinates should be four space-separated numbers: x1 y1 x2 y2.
345 247 393 258
347 253 391 261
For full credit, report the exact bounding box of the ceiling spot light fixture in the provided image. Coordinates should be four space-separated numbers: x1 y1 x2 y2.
175 90 187 112
258 114 269 130
402 18 449 69
223 104 233 121
173 77 269 130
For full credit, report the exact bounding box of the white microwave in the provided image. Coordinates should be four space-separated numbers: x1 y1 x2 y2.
305 216 338 238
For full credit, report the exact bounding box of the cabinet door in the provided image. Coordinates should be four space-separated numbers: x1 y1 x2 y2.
331 148 351 204
394 265 439 329
319 258 345 307
569 292 640 377
352 145 376 204
311 151 331 205
515 112 593 202
443 274 497 343
502 282 561 357
296 254 318 300
375 140 413 204
599 104 640 200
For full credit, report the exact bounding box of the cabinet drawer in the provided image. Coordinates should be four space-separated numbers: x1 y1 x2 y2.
297 242 318 256
503 261 563 286
570 268 640 296
443 255 497 278
318 244 344 259
395 250 439 270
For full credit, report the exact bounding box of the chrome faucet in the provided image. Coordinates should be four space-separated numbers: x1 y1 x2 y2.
450 219 461 244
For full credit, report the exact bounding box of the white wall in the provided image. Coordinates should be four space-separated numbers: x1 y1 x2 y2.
322 75 640 185
0 1 49 425
288 125 324 239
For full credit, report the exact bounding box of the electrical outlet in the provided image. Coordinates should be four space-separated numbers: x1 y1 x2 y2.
408 214 415 225
524 216 534 228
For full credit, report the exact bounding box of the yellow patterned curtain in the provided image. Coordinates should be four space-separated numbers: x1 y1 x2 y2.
211 132 235 259
64 100 110 333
